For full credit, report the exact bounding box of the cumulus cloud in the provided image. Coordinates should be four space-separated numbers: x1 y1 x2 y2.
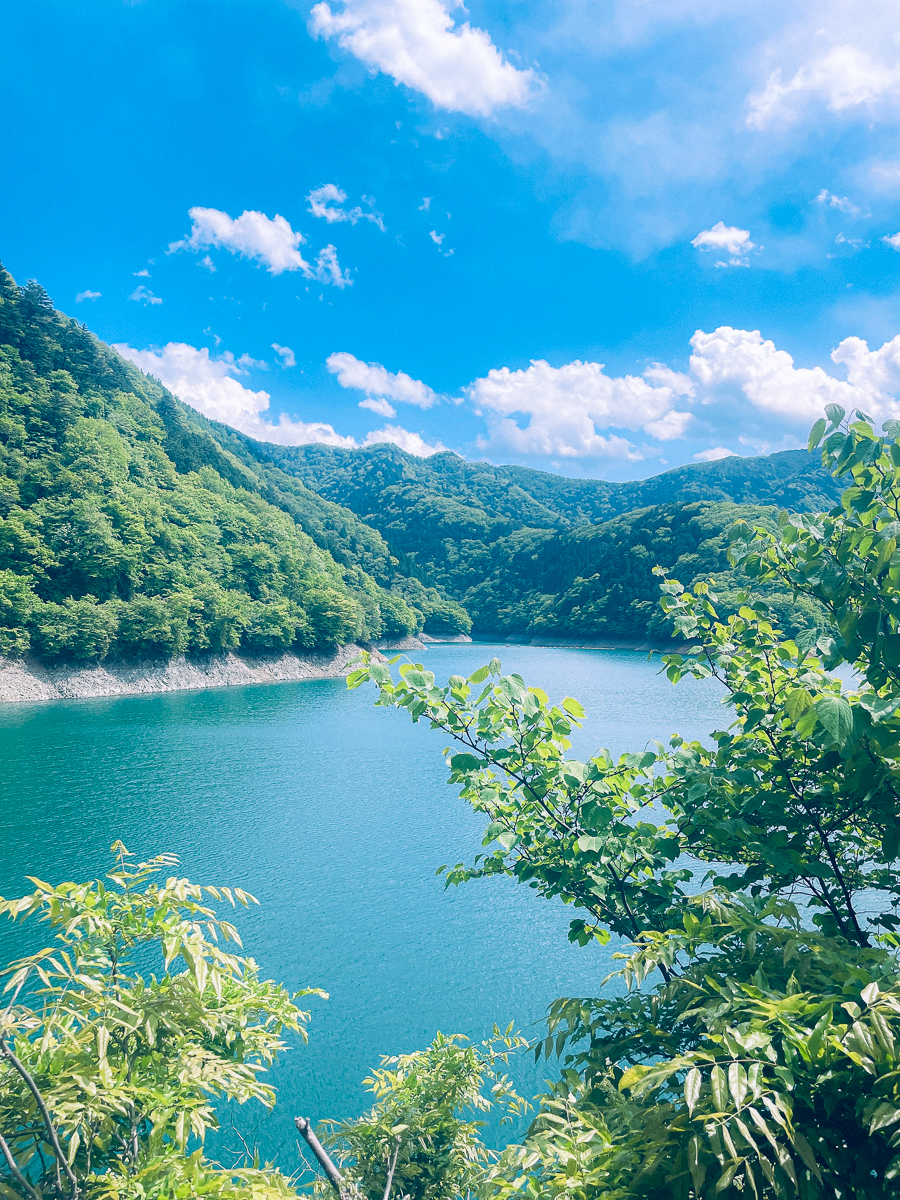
688 326 900 425
362 425 446 455
883 232 900 250
169 208 310 274
76 290 101 303
691 222 757 268
133 269 150 277
114 342 444 457
272 343 297 368
747 45 900 130
469 358 692 459
114 342 357 448
309 0 538 117
129 285 162 305
359 396 397 417
326 351 439 407
167 208 352 285
464 325 900 461
307 184 385 230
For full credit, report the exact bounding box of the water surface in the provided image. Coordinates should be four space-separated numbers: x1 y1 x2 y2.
0 644 725 1162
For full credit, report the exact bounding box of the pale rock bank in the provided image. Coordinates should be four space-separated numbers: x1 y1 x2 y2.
0 645 376 704
0 632 473 704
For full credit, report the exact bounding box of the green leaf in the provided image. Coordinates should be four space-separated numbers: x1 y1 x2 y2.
815 694 854 747
684 1067 701 1116
468 665 490 684
825 402 846 426
450 753 483 773
562 697 585 718
807 418 827 450
883 824 900 863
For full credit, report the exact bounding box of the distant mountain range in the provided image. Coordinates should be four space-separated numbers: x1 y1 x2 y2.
0 260 840 664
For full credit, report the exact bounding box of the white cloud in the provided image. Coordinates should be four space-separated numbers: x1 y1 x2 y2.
132 269 150 277
114 342 357 447
129 285 162 305
272 343 297 368
75 290 101 303
815 188 863 216
883 232 900 250
313 244 353 288
199 255 216 272
688 326 900 425
309 0 538 117
694 446 737 461
362 425 446 455
114 343 445 457
307 184 385 230
747 45 900 131
692 221 756 256
169 208 311 276
326 351 439 407
359 396 397 417
469 358 692 459
429 230 445 244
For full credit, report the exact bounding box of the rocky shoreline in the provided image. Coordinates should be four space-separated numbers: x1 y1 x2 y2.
0 634 478 705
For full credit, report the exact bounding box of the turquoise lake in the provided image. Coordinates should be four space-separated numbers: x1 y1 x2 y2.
0 643 725 1168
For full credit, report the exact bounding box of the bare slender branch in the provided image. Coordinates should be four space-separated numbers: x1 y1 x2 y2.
0 1131 41 1200
0 1038 78 1199
294 1117 344 1196
382 1143 400 1200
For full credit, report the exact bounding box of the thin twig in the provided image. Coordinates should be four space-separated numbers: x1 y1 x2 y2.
0 1131 41 1200
0 1038 78 1199
382 1143 400 1200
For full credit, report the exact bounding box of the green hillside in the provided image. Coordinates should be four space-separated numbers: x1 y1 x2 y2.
243 440 839 639
246 440 840 600
0 263 469 663
0 263 838 663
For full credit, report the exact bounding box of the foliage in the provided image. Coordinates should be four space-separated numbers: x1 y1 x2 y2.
0 844 320 1200
347 410 900 1196
263 442 839 643
0 262 433 662
313 1032 527 1200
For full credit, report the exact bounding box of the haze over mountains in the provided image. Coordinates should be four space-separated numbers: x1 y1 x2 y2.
0 264 841 663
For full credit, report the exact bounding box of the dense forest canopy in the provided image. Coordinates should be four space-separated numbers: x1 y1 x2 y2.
0 263 471 662
0 262 843 663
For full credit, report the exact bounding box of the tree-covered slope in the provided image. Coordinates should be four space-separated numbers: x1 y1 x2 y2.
253 437 842 535
239 441 838 639
462 500 825 640
0 263 469 663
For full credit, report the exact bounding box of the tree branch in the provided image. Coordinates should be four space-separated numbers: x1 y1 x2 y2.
0 1132 41 1200
0 1037 78 1199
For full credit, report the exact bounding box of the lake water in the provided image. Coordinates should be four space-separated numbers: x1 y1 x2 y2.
0 644 726 1168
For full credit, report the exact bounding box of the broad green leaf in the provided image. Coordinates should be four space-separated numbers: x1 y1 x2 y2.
815 694 854 747
562 697 585 718
807 417 826 450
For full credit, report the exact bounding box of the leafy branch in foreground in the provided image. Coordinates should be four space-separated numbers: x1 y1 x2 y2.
349 411 900 1196
309 1031 527 1200
0 843 322 1200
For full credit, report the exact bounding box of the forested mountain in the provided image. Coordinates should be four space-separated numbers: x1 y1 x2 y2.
244 439 839 639
0 262 838 664
0 263 468 664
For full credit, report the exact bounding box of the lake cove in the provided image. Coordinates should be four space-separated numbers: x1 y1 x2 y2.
0 643 724 1163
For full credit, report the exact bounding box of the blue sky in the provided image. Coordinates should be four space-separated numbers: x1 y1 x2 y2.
4 0 900 478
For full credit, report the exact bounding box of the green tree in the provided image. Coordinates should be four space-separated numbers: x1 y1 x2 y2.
348 409 900 1197
311 1032 526 1200
0 845 320 1200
